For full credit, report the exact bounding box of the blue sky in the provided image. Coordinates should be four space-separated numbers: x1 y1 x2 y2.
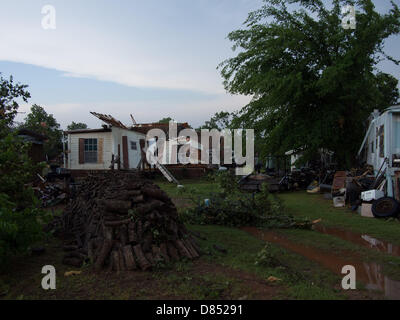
0 0 399 129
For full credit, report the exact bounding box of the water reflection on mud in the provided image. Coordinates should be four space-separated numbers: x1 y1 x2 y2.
314 224 400 257
243 227 400 300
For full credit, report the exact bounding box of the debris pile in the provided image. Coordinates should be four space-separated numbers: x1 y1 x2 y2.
47 171 200 271
35 182 67 207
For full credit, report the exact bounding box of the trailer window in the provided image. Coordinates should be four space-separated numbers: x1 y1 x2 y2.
379 126 384 158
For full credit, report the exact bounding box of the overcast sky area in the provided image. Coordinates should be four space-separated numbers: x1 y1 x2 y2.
0 0 399 129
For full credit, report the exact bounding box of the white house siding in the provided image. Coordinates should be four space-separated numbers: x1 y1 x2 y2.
68 131 112 170
110 127 145 169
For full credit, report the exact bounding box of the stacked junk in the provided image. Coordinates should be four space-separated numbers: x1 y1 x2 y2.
307 163 400 219
46 171 201 271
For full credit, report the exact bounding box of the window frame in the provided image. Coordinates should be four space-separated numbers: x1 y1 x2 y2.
84 138 98 163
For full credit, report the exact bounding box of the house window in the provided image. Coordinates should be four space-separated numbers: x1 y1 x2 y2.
84 138 98 163
379 125 384 158
130 141 137 150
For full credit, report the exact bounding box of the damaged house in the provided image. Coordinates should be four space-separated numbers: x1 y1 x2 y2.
65 112 220 178
65 112 146 172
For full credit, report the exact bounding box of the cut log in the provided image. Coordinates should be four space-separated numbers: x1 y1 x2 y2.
122 245 137 270
112 250 121 272
135 200 164 215
104 200 132 214
159 243 171 263
94 239 113 271
132 195 144 203
120 225 128 246
152 246 163 263
104 218 131 227
141 187 170 202
128 222 138 243
113 190 141 200
166 242 180 261
142 232 153 253
188 237 202 254
145 252 155 266
133 245 151 271
118 247 126 271
175 240 192 259
183 239 199 258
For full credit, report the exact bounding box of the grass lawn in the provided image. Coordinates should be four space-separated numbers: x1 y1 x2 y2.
1 178 396 300
0 223 363 300
279 192 400 245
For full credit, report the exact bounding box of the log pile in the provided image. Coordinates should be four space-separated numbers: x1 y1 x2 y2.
47 171 200 271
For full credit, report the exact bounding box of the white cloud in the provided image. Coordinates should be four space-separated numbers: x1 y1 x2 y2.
0 1 243 94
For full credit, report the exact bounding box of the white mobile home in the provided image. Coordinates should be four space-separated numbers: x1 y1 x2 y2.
359 106 400 198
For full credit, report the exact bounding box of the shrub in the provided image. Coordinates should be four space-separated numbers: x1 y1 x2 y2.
182 171 311 228
0 129 48 265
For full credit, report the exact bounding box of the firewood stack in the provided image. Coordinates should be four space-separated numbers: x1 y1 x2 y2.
48 171 200 271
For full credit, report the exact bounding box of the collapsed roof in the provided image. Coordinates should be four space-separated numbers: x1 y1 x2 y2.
90 112 128 129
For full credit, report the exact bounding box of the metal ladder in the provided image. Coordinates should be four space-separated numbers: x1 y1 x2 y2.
155 161 180 185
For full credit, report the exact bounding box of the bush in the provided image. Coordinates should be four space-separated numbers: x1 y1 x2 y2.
182 171 311 228
0 124 48 265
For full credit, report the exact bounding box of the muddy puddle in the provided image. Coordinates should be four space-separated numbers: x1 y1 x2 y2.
314 224 400 257
243 227 400 300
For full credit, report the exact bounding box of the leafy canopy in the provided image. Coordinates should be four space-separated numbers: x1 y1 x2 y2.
219 0 400 167
21 104 62 159
0 74 47 265
67 121 88 131
198 111 235 130
158 117 174 124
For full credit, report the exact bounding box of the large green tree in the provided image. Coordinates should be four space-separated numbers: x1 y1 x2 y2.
0 74 46 265
21 104 62 159
220 0 400 167
199 111 234 130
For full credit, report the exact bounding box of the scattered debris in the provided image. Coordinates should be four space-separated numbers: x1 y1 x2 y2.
64 271 82 277
267 276 282 283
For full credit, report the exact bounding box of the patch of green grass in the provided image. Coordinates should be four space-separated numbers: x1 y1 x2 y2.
159 271 235 300
279 192 400 245
188 225 346 300
156 179 220 200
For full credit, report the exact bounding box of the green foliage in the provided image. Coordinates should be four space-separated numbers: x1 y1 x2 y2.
254 243 280 267
67 121 87 131
198 111 235 130
210 170 239 194
219 0 400 167
182 171 310 228
0 76 48 265
0 74 30 125
20 104 62 159
158 117 174 124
